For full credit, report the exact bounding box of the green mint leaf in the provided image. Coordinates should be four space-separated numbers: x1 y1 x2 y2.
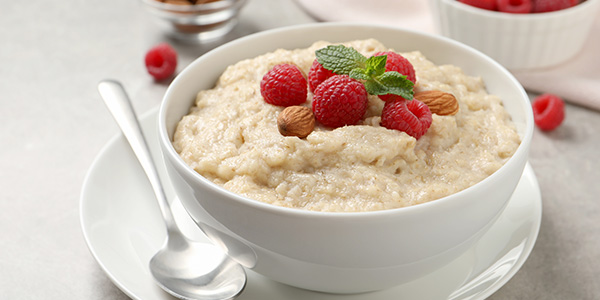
365 55 387 78
363 80 388 96
349 68 370 81
366 71 414 100
315 45 367 75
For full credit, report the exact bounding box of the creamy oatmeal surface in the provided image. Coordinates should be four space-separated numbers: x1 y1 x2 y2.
173 39 521 212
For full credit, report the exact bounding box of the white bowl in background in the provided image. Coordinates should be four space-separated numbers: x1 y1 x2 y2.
158 22 534 293
430 0 600 70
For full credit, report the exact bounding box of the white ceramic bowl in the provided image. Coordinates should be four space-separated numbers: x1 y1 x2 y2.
158 23 534 293
429 0 600 70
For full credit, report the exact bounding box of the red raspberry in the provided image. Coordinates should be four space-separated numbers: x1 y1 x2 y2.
372 51 417 102
532 93 565 131
532 0 577 12
308 59 337 93
144 43 178 81
381 99 432 139
458 0 497 10
312 75 368 128
260 64 308 107
497 0 533 13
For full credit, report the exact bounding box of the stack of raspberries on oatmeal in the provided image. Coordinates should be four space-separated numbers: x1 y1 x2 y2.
172 39 521 213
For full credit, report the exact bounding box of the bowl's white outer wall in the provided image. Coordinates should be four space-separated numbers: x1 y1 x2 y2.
158 23 534 293
431 0 600 70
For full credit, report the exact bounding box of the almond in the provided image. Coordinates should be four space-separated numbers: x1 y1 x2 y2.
277 106 315 138
414 90 459 116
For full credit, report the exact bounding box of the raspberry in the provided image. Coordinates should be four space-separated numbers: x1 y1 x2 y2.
532 93 565 131
497 0 533 13
308 59 337 93
372 51 416 102
312 75 368 128
144 43 178 81
260 64 308 107
458 0 497 10
532 0 576 12
381 99 432 139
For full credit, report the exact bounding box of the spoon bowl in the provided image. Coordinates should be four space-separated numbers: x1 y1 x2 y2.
97 79 246 300
150 232 246 299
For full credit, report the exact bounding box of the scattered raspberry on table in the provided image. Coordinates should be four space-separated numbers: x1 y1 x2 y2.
532 93 565 131
144 43 178 81
260 63 308 107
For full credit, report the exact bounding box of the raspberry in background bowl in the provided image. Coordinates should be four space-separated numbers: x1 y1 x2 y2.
429 0 600 70
140 0 247 43
158 23 534 293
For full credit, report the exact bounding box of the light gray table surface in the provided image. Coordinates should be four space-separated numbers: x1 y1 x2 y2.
1 0 599 299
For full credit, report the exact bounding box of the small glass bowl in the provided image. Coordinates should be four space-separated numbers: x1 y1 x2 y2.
141 0 248 43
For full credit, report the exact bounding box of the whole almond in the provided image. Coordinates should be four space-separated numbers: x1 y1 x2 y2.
277 106 315 138
414 90 459 116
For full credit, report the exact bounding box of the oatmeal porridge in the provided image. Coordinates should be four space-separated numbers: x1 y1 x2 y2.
172 39 521 212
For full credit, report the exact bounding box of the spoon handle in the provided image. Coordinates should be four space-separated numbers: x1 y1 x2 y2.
97 79 176 229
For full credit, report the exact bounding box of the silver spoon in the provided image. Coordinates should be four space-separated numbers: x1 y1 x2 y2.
97 79 246 300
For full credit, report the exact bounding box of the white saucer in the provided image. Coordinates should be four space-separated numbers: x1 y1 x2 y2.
80 108 541 300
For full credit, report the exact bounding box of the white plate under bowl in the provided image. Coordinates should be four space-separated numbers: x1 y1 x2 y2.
80 109 541 300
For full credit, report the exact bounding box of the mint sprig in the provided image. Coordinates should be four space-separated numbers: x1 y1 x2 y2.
315 45 414 100
315 44 367 74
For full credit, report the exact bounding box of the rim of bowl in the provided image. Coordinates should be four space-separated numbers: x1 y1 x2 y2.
444 0 599 20
158 22 534 219
140 0 244 12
